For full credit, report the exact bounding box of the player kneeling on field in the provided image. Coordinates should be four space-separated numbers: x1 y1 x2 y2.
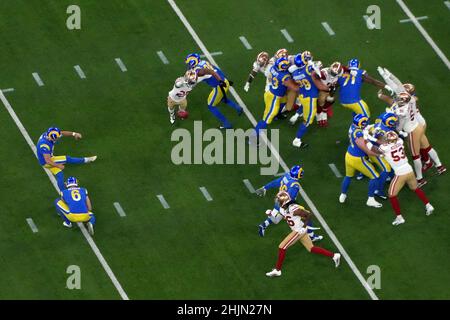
266 191 341 277
54 177 96 236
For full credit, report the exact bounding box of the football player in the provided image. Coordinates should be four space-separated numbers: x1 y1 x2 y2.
315 61 343 127
36 127 97 191
337 58 393 118
339 114 383 208
54 176 96 235
167 70 198 124
185 53 243 129
255 165 323 242
378 131 434 226
265 191 341 277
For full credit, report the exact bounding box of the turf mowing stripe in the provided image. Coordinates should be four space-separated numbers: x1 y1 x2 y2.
157 51 170 64
399 16 428 23
445 1 450 10
321 22 335 36
239 36 253 50
280 29 294 43
1 88 15 93
26 218 38 233
74 65 86 79
396 0 450 70
200 51 223 58
168 0 379 300
199 186 213 201
113 202 126 217
0 90 129 300
32 72 44 86
157 194 170 209
114 58 128 72
243 179 256 193
328 163 343 178
363 15 376 29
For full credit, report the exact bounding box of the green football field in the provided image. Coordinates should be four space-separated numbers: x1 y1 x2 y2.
0 0 449 300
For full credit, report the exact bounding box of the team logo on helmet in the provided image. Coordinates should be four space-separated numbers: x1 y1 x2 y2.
348 58 360 70
256 51 269 67
330 61 344 77
275 57 290 71
275 190 291 208
381 112 398 128
275 48 288 59
290 165 304 180
185 53 201 69
353 114 369 128
46 127 61 141
66 176 78 188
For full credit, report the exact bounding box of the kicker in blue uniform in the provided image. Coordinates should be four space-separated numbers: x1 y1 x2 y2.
185 53 243 129
54 176 96 236
36 127 97 191
255 165 323 241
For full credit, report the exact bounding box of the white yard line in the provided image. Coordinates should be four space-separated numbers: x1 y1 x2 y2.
321 22 335 36
199 186 213 201
328 163 343 178
32 72 44 86
280 28 294 43
243 179 256 193
396 0 450 70
157 51 170 64
167 0 379 300
113 202 127 217
239 36 253 50
445 1 450 10
1 88 15 93
157 194 170 209
0 90 129 300
200 51 223 58
26 218 39 233
114 58 128 72
363 15 376 29
399 15 428 23
74 65 87 79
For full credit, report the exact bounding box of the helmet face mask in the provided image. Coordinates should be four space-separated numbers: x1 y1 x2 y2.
184 70 198 87
330 61 343 77
275 48 288 59
384 131 399 144
275 57 290 71
256 51 269 67
66 176 78 188
275 190 291 208
46 127 61 141
185 53 201 69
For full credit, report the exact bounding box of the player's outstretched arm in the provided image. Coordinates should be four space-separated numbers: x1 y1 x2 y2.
355 137 379 157
377 90 394 105
363 73 394 94
244 69 258 92
61 130 82 140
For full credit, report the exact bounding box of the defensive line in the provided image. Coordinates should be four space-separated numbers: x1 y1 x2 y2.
167 0 379 300
0 90 129 300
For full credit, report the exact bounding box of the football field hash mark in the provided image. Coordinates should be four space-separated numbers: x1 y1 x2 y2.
113 202 127 217
157 51 170 64
32 72 44 86
239 36 253 50
167 0 379 300
200 51 223 58
26 218 38 233
243 179 256 193
114 58 128 72
280 29 294 43
1 88 15 93
328 163 343 178
399 16 428 23
445 1 450 10
321 22 335 36
0 90 129 300
157 194 170 209
74 65 86 79
199 187 213 201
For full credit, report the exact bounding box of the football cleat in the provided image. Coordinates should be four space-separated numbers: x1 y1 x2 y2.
85 156 97 163
266 268 282 277
417 178 427 188
258 225 265 237
356 173 364 180
392 215 405 226
169 113 175 124
422 160 433 172
367 197 383 208
292 138 308 149
87 222 94 236
289 113 301 125
63 221 73 228
339 193 347 203
333 253 341 268
374 190 387 200
425 203 434 216
436 165 447 175
311 235 323 242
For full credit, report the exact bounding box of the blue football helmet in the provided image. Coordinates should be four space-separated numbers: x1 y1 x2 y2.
380 112 398 129
294 51 312 68
66 176 78 188
185 53 201 69
275 57 290 71
348 58 360 70
46 127 61 141
353 114 369 128
290 165 304 180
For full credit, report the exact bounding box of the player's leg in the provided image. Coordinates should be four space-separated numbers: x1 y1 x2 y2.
258 206 282 237
219 80 243 114
405 173 434 215
54 199 73 227
371 156 391 200
289 96 303 125
306 221 323 242
359 157 382 208
52 155 95 166
293 97 316 148
167 96 177 124
408 127 426 187
256 92 280 136
388 175 406 225
317 91 328 127
419 133 445 175
46 164 65 190
339 152 355 203
301 232 341 267
207 87 232 129
266 231 300 277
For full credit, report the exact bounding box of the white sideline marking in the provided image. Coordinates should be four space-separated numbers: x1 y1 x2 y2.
399 16 428 23
114 58 128 72
0 90 129 300
239 36 253 50
280 28 294 43
243 179 255 193
199 186 213 201
328 163 343 178
32 72 44 86
445 1 450 10
26 218 38 233
157 194 170 209
363 15 376 29
1 88 15 93
321 22 335 36
157 51 170 64
113 202 126 217
168 0 379 300
74 65 86 79
396 0 450 70
200 51 223 58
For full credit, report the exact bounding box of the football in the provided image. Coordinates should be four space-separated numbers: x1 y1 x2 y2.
177 109 189 119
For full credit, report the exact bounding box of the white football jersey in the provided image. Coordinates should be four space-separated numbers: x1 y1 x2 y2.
279 203 306 234
379 139 413 175
252 61 272 92
410 97 426 126
320 67 339 87
168 78 194 103
392 102 418 133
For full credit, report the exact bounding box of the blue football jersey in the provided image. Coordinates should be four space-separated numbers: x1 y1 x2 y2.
268 66 291 97
338 69 366 104
36 133 55 165
62 187 89 213
279 173 301 200
347 124 367 157
195 61 226 87
292 66 319 98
